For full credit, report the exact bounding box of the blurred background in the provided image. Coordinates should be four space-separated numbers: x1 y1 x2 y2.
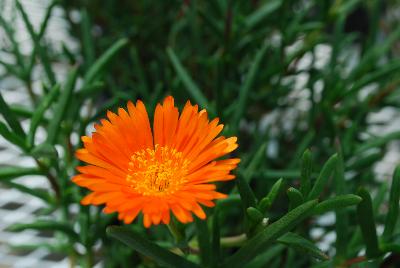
1 0 400 267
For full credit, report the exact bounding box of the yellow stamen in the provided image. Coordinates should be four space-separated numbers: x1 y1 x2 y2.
127 145 190 196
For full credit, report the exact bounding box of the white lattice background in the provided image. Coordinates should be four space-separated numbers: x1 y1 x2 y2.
1 1 400 268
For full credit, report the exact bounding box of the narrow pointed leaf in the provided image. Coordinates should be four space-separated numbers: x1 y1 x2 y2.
9 220 79 242
308 154 338 200
245 0 283 29
236 174 257 208
27 0 57 75
246 207 264 223
244 142 266 181
347 150 383 170
211 209 220 267
81 9 95 68
0 122 27 149
0 59 21 77
259 178 283 213
84 38 129 84
245 244 285 267
355 131 400 154
222 200 318 268
0 16 24 68
232 42 268 131
2 181 54 203
0 166 42 181
9 105 35 119
76 81 105 98
382 166 400 241
107 226 199 268
0 92 25 137
300 149 313 195
259 169 302 179
287 187 304 210
16 0 56 84
28 84 60 148
167 47 214 115
334 142 349 257
277 232 329 261
312 194 362 215
356 188 381 258
195 218 211 267
46 69 78 144
289 131 315 168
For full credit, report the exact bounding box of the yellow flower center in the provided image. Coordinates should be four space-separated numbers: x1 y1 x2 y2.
127 145 190 196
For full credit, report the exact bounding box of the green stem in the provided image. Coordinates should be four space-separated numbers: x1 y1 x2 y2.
24 79 37 106
167 221 185 244
167 221 187 255
220 234 247 248
189 233 248 249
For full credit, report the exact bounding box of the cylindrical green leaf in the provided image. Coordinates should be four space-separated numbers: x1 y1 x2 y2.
0 122 27 149
222 200 318 268
9 220 79 242
236 175 257 208
84 38 129 85
259 178 283 213
16 0 56 85
246 207 264 223
195 218 211 267
308 154 338 200
0 166 42 181
347 150 383 170
382 166 400 241
356 188 381 258
300 149 313 195
0 92 25 137
231 42 268 132
312 194 362 215
277 232 329 261
245 0 283 29
107 226 199 268
333 143 349 258
2 181 53 203
167 47 214 115
27 84 60 148
46 68 78 144
211 209 220 267
287 187 304 210
81 8 95 69
244 142 267 182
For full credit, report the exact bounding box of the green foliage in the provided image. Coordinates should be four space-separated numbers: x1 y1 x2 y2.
0 0 400 267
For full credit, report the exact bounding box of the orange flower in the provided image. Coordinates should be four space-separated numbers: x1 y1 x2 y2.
72 96 239 227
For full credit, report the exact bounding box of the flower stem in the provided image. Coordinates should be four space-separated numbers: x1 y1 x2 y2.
167 221 184 244
220 234 247 247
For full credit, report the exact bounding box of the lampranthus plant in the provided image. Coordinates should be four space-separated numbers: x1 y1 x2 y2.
72 96 240 227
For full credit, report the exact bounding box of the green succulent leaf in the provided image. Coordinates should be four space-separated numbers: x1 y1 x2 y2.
356 188 381 258
287 187 304 210
84 38 129 85
382 166 400 241
167 47 214 115
28 84 60 148
0 166 42 181
259 178 284 214
300 149 313 195
107 226 199 268
312 194 362 215
308 154 338 200
277 232 329 261
222 200 318 268
0 92 26 138
9 220 79 242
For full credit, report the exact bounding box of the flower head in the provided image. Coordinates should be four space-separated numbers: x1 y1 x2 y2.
72 96 239 227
